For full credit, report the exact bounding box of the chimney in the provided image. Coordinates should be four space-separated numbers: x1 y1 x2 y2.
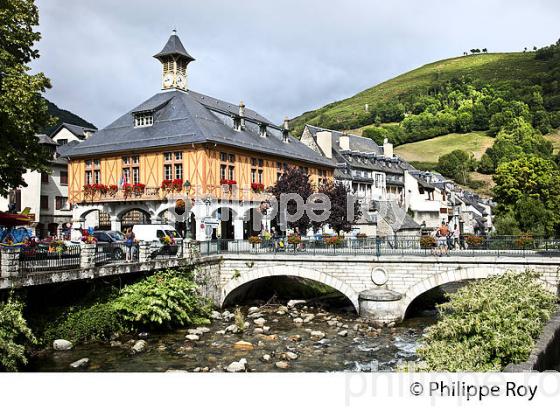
238 101 246 129
383 138 394 158
282 116 289 143
339 132 350 151
316 131 332 159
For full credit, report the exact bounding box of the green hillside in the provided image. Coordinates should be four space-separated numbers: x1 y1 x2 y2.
394 131 493 163
44 100 96 134
291 51 559 138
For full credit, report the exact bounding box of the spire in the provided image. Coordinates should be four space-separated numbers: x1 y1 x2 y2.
153 30 195 63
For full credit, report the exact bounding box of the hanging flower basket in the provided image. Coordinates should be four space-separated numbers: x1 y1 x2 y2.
133 183 146 196
251 182 265 193
108 185 119 197
122 183 133 198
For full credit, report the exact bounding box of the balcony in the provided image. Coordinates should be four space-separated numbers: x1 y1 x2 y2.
76 184 272 204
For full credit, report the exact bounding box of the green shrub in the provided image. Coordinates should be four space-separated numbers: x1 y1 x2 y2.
112 269 211 328
418 270 557 371
0 298 36 371
43 302 125 344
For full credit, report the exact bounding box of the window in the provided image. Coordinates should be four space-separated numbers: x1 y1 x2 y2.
122 156 140 185
164 164 173 180
85 159 100 185
251 157 265 184
134 113 153 128
60 170 68 186
58 139 68 145
175 164 183 180
318 169 328 186
163 151 183 182
40 195 49 210
220 152 236 182
55 196 67 210
41 172 49 184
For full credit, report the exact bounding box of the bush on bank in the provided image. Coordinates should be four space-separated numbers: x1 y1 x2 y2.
418 270 558 371
44 268 211 344
0 297 36 372
112 269 211 329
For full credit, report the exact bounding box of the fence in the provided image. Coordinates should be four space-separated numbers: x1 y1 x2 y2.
19 245 81 274
197 235 560 258
95 242 139 266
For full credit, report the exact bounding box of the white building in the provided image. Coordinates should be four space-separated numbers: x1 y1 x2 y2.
0 135 73 238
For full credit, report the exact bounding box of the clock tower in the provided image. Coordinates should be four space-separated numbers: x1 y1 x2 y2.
154 30 195 91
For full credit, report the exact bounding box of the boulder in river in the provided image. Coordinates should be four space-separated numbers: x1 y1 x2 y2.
253 317 266 327
226 359 247 373
303 314 315 323
53 339 73 351
131 340 147 354
138 332 149 339
262 326 270 333
275 361 289 369
70 358 89 369
254 328 264 334
287 300 306 308
310 331 326 340
292 318 303 325
288 334 302 342
185 334 200 341
211 311 222 320
233 340 254 350
284 352 298 361
188 328 203 335
337 330 348 337
248 307 260 314
225 324 239 334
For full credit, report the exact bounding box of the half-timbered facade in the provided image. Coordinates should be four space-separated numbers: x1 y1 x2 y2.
63 31 334 240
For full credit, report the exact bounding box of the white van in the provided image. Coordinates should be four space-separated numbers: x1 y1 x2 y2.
132 224 181 243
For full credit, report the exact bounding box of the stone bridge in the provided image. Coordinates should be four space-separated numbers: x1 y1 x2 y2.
2 244 559 325
216 253 560 325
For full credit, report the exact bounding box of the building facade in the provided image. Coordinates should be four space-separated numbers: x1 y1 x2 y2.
0 135 72 238
63 32 334 241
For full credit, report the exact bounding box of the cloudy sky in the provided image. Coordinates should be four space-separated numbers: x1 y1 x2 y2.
33 0 560 129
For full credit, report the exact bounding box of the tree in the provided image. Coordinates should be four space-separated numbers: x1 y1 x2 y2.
482 117 553 172
0 0 53 196
493 155 560 232
270 167 314 234
436 150 476 185
316 180 361 234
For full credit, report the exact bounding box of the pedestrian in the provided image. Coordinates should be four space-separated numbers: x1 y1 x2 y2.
453 224 461 250
125 227 135 261
438 220 449 256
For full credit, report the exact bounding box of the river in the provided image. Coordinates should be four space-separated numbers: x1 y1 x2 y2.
28 304 436 372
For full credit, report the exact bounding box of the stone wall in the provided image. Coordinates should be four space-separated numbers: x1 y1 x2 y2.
505 308 560 372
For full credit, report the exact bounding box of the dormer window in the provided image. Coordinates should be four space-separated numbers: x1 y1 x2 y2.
233 116 241 132
134 113 153 128
259 123 267 138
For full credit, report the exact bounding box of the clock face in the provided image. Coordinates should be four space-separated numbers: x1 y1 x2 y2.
176 74 186 88
163 73 174 88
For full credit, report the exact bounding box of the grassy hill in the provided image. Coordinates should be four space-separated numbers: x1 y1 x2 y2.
394 131 493 163
291 52 552 137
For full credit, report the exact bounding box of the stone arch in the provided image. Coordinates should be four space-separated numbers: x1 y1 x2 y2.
74 204 105 221
221 264 360 312
400 266 558 320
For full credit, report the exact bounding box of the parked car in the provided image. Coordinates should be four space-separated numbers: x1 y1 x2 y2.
93 230 127 260
131 224 181 242
132 224 181 256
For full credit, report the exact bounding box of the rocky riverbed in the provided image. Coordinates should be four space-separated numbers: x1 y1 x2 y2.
28 303 436 372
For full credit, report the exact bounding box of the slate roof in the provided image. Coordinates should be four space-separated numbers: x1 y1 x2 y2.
62 90 334 168
305 125 382 155
37 134 57 145
153 32 195 62
304 124 413 176
50 123 97 140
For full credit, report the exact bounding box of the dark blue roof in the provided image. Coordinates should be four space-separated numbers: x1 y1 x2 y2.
153 33 195 62
63 90 334 167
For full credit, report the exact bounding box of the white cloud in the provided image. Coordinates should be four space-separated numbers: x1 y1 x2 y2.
32 0 560 128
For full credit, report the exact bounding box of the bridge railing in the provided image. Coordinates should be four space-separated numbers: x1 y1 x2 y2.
197 235 560 258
